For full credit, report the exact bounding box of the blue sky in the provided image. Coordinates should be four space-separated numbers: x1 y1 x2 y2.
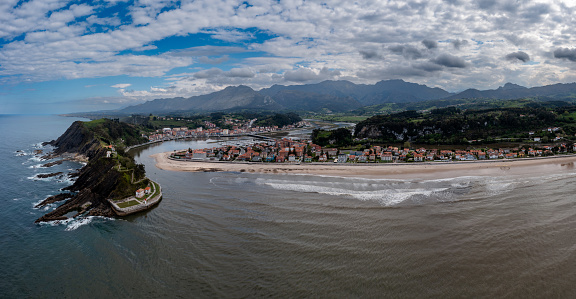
1 0 576 114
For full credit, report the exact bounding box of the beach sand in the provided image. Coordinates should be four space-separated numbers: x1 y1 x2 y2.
152 152 576 179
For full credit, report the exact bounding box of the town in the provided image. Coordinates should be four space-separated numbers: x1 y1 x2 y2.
168 136 576 164
146 116 312 141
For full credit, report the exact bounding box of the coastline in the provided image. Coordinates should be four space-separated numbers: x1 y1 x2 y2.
152 151 576 179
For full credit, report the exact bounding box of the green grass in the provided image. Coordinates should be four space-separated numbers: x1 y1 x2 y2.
83 118 107 128
149 181 161 199
117 200 141 208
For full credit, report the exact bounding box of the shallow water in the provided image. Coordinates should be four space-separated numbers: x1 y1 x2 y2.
2 115 576 297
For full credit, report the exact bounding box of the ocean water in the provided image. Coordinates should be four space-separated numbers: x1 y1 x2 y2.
2 115 576 297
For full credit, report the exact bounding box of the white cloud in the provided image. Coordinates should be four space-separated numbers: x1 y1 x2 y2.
111 83 131 89
2 0 576 103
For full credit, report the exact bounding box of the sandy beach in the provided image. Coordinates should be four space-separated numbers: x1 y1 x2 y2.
152 152 576 179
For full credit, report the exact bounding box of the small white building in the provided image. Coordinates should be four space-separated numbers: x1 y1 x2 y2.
136 189 145 198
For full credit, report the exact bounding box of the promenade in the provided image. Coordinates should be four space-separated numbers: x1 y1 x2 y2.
108 180 162 216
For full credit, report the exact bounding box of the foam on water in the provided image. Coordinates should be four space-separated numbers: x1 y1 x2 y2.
32 196 52 209
37 216 115 231
258 177 450 206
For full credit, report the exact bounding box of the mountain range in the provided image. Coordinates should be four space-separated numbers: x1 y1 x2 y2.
118 80 576 115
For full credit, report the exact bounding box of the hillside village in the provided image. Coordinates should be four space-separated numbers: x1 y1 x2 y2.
146 117 312 141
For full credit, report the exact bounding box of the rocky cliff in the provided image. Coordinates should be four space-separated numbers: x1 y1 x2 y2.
35 120 144 223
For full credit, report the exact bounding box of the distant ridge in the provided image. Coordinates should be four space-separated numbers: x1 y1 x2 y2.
120 79 454 114
445 82 576 101
115 80 576 115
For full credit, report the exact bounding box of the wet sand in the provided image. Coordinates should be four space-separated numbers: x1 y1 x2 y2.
152 152 576 179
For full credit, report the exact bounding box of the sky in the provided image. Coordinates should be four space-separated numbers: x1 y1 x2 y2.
1 0 576 114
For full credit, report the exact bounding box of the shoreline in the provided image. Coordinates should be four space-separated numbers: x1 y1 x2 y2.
151 152 576 179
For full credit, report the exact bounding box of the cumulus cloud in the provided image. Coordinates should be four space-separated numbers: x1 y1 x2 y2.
432 54 467 68
224 68 255 78
199 55 229 64
193 68 224 79
553 48 576 62
505 51 530 63
284 67 341 82
359 50 381 60
451 39 469 50
2 0 576 105
422 39 438 49
169 46 247 57
413 62 443 72
389 45 423 60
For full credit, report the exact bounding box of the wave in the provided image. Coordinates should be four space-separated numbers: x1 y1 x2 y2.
258 178 449 206
27 173 66 181
37 216 115 231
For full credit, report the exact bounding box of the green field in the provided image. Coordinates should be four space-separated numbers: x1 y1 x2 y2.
117 200 140 208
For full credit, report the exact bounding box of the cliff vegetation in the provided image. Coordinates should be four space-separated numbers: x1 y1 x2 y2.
35 119 150 223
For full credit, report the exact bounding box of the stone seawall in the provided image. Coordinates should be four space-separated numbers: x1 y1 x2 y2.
108 181 162 216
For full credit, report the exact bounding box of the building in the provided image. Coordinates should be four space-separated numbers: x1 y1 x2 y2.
136 189 145 198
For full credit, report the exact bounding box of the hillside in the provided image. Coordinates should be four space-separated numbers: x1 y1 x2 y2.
36 119 150 222
446 82 576 101
119 79 453 115
354 106 576 144
88 80 576 117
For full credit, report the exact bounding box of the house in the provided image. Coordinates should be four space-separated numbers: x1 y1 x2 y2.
144 186 151 194
337 153 348 163
192 150 207 160
381 152 393 161
324 148 338 157
136 189 145 198
413 153 424 162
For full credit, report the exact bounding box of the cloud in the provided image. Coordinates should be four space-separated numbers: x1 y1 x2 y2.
413 62 443 72
111 83 131 89
168 46 248 57
203 28 254 42
553 48 576 62
199 55 229 64
422 39 438 49
2 0 576 106
505 51 530 63
389 45 423 60
451 39 469 50
432 54 467 68
193 68 224 79
224 68 255 78
284 67 341 82
359 50 381 60
477 0 497 10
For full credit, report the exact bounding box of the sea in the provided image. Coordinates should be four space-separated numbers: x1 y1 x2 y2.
2 114 576 298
